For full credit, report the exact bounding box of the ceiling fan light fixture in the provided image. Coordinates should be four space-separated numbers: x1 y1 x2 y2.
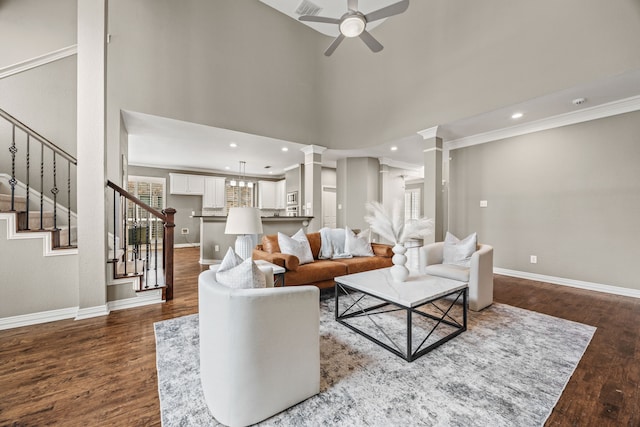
340 15 366 37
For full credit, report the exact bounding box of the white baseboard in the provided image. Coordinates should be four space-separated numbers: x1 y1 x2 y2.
108 289 164 311
494 268 640 299
200 258 218 265
175 243 200 248
75 304 110 320
0 306 78 330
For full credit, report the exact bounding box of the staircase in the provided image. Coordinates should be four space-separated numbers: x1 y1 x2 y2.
107 180 175 300
1 106 174 313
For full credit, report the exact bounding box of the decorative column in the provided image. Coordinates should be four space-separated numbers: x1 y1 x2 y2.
418 126 444 244
76 0 109 319
301 145 326 232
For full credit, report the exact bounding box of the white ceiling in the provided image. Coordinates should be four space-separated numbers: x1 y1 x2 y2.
125 68 640 178
258 0 394 37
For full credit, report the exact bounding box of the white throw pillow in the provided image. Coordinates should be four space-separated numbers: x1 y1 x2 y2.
277 229 314 265
345 227 374 257
216 248 266 289
442 231 477 267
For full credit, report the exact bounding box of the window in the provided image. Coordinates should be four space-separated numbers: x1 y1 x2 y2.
404 188 421 221
225 181 255 208
127 176 166 240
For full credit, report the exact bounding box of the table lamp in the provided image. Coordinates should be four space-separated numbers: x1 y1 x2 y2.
225 207 263 259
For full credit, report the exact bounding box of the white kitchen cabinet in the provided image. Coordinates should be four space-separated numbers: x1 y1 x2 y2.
169 173 205 195
258 180 277 209
276 179 286 209
203 177 226 208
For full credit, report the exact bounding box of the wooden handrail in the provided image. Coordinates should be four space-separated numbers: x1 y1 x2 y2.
107 180 165 219
0 107 77 164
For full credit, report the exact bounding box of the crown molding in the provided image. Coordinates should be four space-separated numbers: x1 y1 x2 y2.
300 144 327 155
417 125 440 140
0 45 77 80
447 95 640 151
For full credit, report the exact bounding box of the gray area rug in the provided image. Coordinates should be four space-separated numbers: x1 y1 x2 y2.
154 300 595 426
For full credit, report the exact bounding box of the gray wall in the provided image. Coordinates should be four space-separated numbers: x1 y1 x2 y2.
0 220 78 318
337 157 380 231
448 110 640 290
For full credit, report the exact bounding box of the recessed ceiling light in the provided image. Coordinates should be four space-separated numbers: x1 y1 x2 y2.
572 97 587 105
229 142 237 148
225 166 230 170
281 147 289 152
511 112 524 119
390 146 398 151
269 171 273 174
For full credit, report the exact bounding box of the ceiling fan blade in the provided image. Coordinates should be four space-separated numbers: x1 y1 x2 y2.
364 0 410 23
324 34 346 56
359 30 383 53
348 0 358 12
299 15 341 24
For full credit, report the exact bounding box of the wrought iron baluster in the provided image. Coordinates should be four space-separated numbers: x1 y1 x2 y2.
112 188 117 261
25 135 30 229
122 196 128 275
67 160 71 246
39 144 44 230
51 152 58 230
8 125 17 211
145 209 150 289
133 203 138 280
154 217 159 286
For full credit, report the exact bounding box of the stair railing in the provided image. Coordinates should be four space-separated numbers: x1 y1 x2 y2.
107 180 175 300
0 108 77 248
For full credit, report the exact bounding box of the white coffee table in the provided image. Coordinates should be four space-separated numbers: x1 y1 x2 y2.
334 267 468 362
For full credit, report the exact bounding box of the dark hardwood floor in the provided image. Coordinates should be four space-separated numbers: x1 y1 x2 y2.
0 247 638 426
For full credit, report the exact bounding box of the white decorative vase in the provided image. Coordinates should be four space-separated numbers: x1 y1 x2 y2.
390 243 409 282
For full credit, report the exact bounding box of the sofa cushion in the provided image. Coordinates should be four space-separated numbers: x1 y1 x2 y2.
334 256 393 275
424 264 470 282
284 260 348 286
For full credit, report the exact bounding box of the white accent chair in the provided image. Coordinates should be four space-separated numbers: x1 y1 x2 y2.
419 242 494 311
198 268 320 427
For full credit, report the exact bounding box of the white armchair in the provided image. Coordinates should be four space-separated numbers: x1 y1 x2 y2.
419 242 494 311
198 269 320 427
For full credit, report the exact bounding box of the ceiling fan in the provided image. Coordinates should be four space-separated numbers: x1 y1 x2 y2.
299 0 410 56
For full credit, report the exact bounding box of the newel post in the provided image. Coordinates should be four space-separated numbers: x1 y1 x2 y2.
163 207 176 301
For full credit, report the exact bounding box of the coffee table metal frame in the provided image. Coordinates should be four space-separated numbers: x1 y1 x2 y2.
335 279 468 362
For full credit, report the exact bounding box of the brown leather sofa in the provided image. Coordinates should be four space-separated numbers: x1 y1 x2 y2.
252 232 394 289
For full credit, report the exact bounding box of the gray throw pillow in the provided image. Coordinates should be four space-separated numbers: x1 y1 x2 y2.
442 232 477 267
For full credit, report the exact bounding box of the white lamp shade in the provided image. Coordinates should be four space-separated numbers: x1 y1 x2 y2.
225 207 264 235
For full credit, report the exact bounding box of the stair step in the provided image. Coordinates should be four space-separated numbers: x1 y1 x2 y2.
54 226 78 247
17 211 55 230
115 259 146 277
0 194 27 212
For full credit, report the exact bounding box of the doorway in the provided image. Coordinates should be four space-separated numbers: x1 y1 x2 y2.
322 186 336 228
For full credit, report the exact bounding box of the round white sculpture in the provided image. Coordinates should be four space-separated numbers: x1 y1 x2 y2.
390 243 409 282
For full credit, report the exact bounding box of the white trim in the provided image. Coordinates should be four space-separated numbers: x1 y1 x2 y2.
0 173 78 226
0 306 77 331
417 126 440 140
300 144 327 155
75 305 110 320
494 267 640 299
0 213 77 257
199 257 218 265
283 164 301 172
0 45 78 80
422 147 443 153
174 242 200 248
447 95 640 151
108 290 164 311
